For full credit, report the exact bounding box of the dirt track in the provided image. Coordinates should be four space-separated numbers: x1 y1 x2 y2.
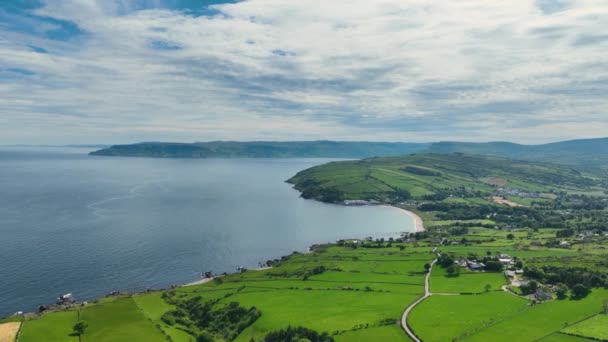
0 322 21 342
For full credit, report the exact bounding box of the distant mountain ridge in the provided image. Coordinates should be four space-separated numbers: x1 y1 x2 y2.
89 141 429 158
89 137 608 169
426 137 608 168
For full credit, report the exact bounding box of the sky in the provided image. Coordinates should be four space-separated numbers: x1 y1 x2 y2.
0 0 607 145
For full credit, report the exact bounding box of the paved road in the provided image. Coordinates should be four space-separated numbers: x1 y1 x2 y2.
400 258 437 342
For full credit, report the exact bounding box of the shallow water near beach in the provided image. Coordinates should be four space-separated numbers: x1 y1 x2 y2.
0 147 415 316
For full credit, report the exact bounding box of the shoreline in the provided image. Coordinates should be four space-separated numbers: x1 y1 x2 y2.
184 266 273 287
379 205 425 232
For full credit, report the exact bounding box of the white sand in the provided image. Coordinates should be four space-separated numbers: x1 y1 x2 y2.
384 206 425 232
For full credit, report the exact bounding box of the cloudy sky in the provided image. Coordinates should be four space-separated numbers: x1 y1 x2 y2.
0 0 607 144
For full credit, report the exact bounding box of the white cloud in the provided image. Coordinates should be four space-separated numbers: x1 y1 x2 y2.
0 0 606 144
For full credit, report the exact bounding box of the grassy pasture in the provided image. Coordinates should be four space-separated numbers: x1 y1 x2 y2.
464 289 608 342
19 310 78 342
80 297 166 342
408 292 528 341
561 314 608 340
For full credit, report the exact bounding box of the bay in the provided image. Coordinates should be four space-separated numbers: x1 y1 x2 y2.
0 147 415 316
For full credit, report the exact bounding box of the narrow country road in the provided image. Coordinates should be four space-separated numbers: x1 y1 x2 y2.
401 257 438 342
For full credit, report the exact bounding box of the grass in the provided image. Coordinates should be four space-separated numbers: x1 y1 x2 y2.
80 297 166 342
464 290 608 342
19 310 78 342
561 314 608 340
133 292 194 342
407 292 528 341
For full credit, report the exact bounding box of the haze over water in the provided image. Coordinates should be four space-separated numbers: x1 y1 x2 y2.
0 147 415 316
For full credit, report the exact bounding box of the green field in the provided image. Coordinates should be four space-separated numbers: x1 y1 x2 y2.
19 310 78 342
465 290 608 342
80 297 166 342
408 292 528 341
561 314 608 340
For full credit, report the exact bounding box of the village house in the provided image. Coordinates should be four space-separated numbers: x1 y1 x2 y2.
468 261 485 271
498 254 513 265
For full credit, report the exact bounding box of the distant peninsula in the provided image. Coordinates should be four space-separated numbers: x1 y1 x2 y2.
89 138 608 169
89 141 429 158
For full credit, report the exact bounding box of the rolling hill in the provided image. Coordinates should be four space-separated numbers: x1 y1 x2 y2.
287 153 600 203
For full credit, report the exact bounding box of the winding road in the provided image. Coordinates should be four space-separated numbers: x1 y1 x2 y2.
401 257 438 342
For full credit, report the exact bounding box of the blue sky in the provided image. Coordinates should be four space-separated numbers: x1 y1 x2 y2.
0 0 607 144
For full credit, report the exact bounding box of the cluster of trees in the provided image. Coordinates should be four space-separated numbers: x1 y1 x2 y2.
303 265 326 280
418 202 585 229
161 294 261 341
264 326 334 342
524 266 608 288
300 187 345 203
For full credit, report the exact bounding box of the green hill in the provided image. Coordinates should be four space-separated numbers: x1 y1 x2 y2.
288 153 600 203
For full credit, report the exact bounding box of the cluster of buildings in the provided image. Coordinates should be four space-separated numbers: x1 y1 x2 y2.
495 187 539 198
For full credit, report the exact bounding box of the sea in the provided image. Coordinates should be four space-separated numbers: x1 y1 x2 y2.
0 147 415 316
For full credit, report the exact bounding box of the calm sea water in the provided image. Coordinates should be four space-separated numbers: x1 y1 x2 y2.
0 147 414 316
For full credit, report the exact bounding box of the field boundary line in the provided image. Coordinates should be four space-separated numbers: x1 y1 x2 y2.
531 313 601 342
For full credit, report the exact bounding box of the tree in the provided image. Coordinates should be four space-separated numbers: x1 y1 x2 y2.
438 254 454 268
73 321 88 336
484 260 503 272
264 326 334 342
507 233 515 240
571 284 590 299
484 284 492 292
555 284 568 300
446 265 459 277
197 331 215 342
424 263 431 273
603 299 608 314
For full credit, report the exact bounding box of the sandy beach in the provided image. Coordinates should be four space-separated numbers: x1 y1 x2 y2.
386 206 425 232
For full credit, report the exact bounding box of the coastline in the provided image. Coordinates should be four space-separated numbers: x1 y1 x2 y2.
381 205 425 232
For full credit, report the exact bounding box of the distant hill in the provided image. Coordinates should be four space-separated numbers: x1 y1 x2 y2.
426 138 608 168
89 141 429 158
89 138 608 169
287 153 601 203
